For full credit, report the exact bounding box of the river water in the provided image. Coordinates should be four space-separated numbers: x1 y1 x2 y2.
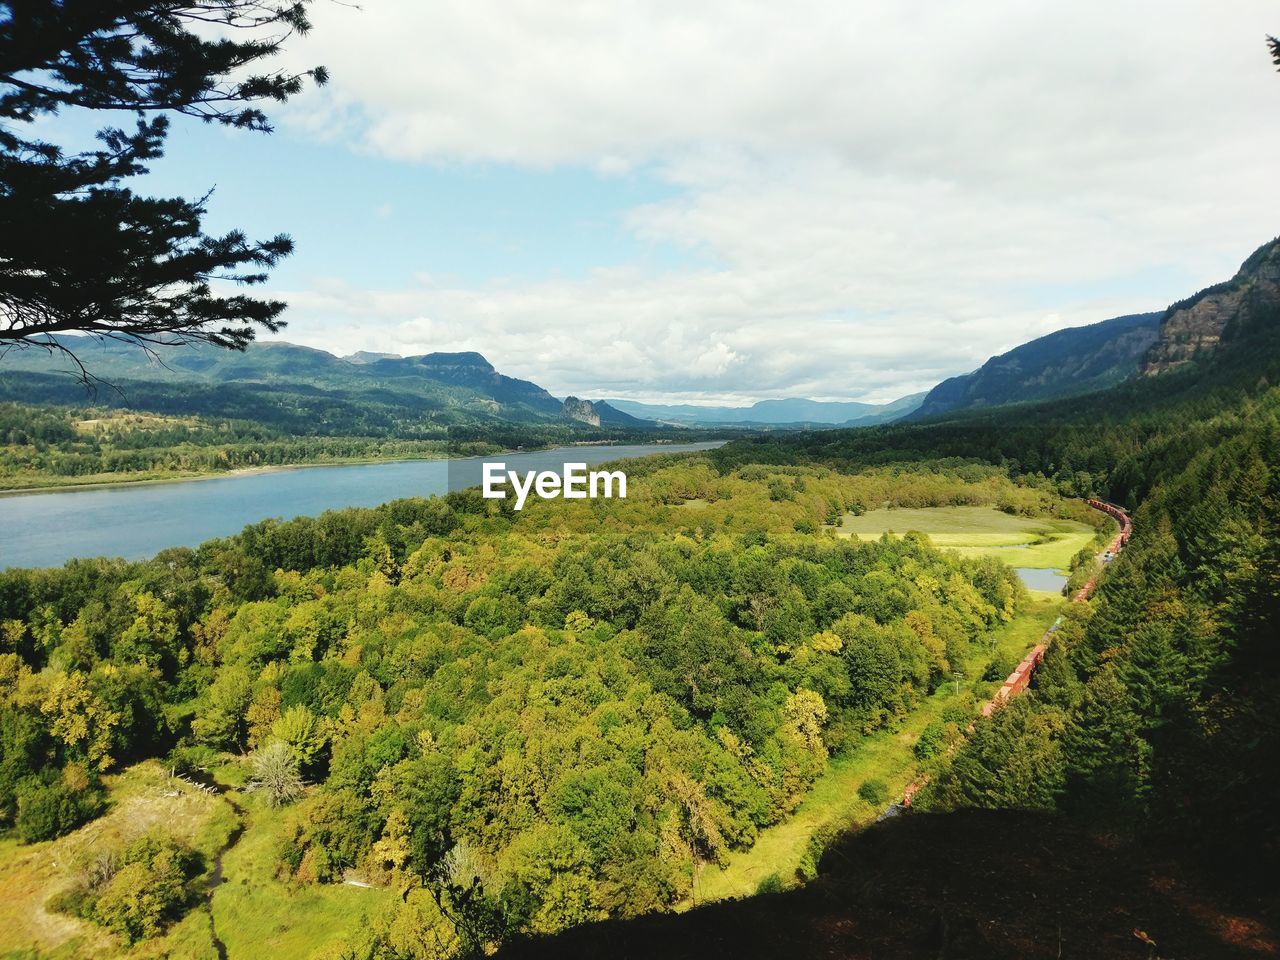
0 442 724 570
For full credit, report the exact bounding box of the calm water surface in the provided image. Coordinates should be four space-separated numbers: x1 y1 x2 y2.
0 442 723 570
1013 567 1068 593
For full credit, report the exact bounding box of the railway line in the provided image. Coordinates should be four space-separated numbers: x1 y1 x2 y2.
898 498 1133 808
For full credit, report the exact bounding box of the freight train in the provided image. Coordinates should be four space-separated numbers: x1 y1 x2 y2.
895 499 1134 809
981 498 1132 718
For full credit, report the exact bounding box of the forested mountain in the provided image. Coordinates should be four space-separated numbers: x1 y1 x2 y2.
910 311 1162 418
0 337 654 434
608 394 925 428
912 237 1280 420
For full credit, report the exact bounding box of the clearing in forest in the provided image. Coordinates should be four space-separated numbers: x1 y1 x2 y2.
209 786 390 959
0 761 238 959
830 505 1098 570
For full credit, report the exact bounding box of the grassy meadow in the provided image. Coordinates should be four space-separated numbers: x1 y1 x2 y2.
208 787 391 959
830 505 1101 571
0 762 237 959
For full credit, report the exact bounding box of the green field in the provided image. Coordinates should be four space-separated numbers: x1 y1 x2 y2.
831 505 1101 571
696 596 1065 903
209 794 390 959
0 762 238 959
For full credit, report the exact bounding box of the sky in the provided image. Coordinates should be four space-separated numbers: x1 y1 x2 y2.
55 2 1280 404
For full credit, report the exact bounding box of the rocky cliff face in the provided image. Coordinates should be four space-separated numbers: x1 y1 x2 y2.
561 396 602 426
559 397 656 427
1142 239 1280 376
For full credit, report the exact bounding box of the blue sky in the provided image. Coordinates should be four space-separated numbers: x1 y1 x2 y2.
148 121 697 290
33 2 1280 404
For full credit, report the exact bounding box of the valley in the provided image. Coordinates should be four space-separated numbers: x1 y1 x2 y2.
5 237 1280 957
5 8 1280 959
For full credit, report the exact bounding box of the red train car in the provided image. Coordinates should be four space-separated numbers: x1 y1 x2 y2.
900 499 1134 805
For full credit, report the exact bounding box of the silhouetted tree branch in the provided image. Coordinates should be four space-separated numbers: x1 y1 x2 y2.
0 1 328 377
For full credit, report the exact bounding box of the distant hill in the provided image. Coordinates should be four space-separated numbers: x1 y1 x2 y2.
911 312 1162 419
0 338 655 434
343 350 400 364
608 393 925 428
909 239 1280 422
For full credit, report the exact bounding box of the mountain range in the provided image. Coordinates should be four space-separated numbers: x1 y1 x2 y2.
910 236 1280 419
909 312 1163 419
606 394 926 428
4 238 1278 437
0 338 651 435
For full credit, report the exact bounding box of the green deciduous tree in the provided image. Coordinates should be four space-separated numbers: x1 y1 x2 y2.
271 702 326 766
85 834 195 943
114 590 179 670
40 670 119 770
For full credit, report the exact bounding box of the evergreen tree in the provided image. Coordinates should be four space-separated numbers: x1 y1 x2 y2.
1060 667 1151 822
0 2 327 373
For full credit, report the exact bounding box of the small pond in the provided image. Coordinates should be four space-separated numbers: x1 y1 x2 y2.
1014 567 1068 594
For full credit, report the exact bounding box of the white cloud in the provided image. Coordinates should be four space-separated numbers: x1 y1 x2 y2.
268 1 1280 401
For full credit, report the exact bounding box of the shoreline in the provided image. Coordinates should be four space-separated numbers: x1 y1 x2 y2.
0 440 720 498
0 453 467 498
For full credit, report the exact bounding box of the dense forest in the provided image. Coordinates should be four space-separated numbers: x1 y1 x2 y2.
0 455 1093 953
708 267 1280 877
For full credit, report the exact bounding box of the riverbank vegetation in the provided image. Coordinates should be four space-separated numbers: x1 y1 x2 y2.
0 402 695 491
0 457 1079 956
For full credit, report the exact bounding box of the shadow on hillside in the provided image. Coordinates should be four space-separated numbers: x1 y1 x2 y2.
498 809 1279 959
